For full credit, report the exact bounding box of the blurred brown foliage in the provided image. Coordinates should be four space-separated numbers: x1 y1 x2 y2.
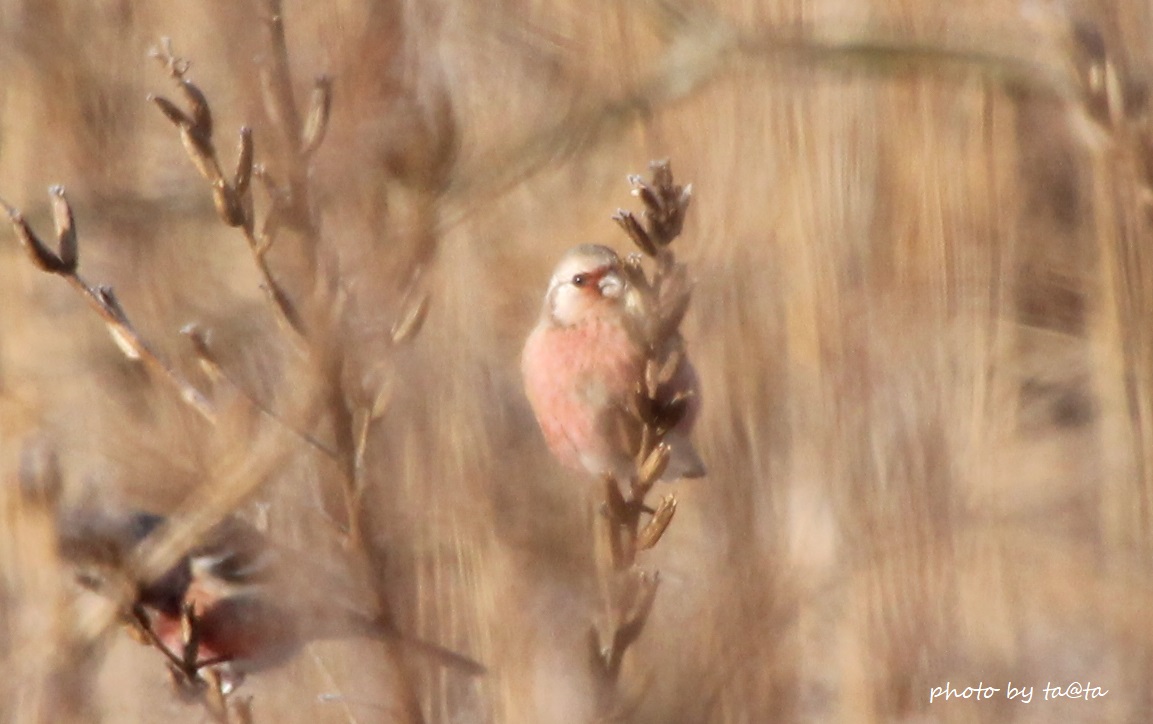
2 0 1153 722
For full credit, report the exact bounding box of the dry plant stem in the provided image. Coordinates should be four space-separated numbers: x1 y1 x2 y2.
590 161 695 710
129 605 196 681
148 43 353 511
2 198 216 423
128 604 238 724
64 274 216 421
244 3 368 555
236 6 395 549
150 41 307 341
244 224 308 339
147 14 441 719
182 325 339 460
155 19 431 724
258 0 323 240
259 0 303 155
230 10 368 542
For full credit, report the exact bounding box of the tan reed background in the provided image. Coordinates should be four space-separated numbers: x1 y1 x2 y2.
0 0 1150 722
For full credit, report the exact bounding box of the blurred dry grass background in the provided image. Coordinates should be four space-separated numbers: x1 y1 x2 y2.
2 0 1152 722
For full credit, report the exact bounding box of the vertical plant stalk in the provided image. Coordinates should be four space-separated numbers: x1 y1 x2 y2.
4 11 459 721
589 160 696 714
1067 22 1153 553
146 37 364 544
147 17 441 722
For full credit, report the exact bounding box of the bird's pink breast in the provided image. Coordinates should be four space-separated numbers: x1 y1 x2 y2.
521 314 643 476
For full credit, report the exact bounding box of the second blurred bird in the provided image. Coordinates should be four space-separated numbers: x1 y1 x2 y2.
56 506 486 687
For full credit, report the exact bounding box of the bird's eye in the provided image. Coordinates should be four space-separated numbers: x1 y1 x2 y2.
571 273 588 287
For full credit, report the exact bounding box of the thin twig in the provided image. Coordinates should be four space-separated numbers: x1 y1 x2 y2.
2 193 216 423
182 324 339 459
149 39 307 340
591 161 696 714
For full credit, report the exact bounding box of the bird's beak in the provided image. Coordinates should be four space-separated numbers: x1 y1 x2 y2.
598 269 625 299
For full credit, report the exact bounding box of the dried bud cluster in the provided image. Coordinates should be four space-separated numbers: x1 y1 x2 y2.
149 41 254 232
148 38 325 338
590 160 699 704
3 187 79 274
2 188 215 419
612 162 693 256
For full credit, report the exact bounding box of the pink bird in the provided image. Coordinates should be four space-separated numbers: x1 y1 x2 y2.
522 244 704 481
57 509 486 690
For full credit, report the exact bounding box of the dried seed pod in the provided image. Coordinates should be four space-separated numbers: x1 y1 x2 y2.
211 182 246 227
649 159 673 189
638 442 671 487
653 347 683 389
624 163 692 248
651 202 685 246
642 167 690 245
658 284 692 340
644 358 662 396
234 127 254 196
180 127 224 184
628 384 655 423
631 181 662 217
637 495 677 550
179 79 213 139
6 207 66 273
622 251 645 274
180 603 196 648
150 94 193 128
613 209 657 256
617 570 659 644
620 254 652 299
663 185 691 241
677 183 693 210
49 186 78 272
301 75 332 156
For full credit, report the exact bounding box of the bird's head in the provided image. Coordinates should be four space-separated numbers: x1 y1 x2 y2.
543 244 633 326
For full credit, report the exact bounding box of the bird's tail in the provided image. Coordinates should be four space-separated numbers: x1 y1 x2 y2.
666 432 707 480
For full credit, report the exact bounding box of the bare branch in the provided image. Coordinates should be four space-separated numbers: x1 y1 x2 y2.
592 161 699 712
2 191 216 423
